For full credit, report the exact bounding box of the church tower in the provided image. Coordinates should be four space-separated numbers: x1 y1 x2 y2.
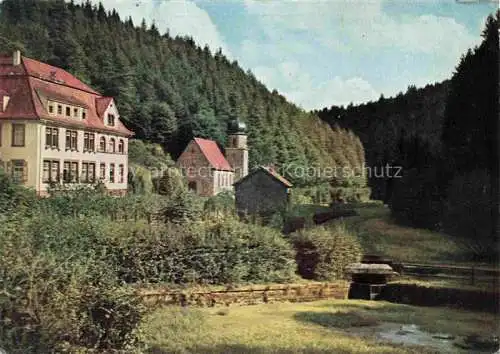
226 119 249 182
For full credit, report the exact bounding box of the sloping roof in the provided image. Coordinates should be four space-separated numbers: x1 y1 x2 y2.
234 166 293 188
0 53 133 137
194 137 233 171
35 87 89 108
96 97 113 118
22 56 99 94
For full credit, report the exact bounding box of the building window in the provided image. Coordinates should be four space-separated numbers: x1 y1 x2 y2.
45 127 59 149
107 114 115 126
100 163 106 180
65 130 78 151
63 162 70 183
81 162 95 183
119 164 124 183
82 110 86 119
11 160 27 183
57 104 62 115
70 162 78 183
109 138 115 153
12 124 25 147
48 103 54 114
118 139 124 154
81 162 88 183
73 107 79 118
43 160 59 183
109 163 115 183
84 132 95 152
63 161 79 183
99 137 106 152
89 162 95 183
65 106 71 117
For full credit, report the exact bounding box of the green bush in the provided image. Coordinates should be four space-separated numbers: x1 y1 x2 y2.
330 187 371 204
0 213 146 353
110 217 296 285
203 191 235 218
290 225 362 280
0 168 37 214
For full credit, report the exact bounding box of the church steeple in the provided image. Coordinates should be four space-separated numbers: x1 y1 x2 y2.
226 119 248 182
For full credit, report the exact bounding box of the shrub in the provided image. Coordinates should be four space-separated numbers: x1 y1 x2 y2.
203 191 235 218
290 225 362 280
110 217 296 285
0 213 146 353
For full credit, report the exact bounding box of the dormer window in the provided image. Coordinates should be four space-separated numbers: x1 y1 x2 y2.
82 110 86 119
48 103 54 114
65 106 70 117
107 114 115 127
73 107 79 118
57 105 62 115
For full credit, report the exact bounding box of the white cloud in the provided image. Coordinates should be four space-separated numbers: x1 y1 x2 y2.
253 62 379 110
96 0 232 57
242 0 481 108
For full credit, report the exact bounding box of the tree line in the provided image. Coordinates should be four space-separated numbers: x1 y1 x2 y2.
318 12 499 260
0 0 366 190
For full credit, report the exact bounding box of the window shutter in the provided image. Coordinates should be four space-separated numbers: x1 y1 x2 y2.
22 160 28 182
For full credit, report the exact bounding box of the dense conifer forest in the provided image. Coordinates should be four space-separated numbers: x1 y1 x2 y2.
318 12 499 260
0 0 365 189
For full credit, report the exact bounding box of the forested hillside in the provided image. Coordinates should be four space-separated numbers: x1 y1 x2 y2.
319 12 499 260
316 81 449 201
0 0 365 189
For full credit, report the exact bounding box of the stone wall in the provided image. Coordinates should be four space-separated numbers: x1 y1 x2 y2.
137 282 350 308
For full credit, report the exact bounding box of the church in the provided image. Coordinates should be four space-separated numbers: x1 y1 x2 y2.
176 119 248 197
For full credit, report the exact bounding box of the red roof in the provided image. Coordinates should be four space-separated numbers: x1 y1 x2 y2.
96 97 113 118
22 56 99 94
0 53 133 137
194 137 233 171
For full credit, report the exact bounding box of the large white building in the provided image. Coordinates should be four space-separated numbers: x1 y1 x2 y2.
0 51 134 195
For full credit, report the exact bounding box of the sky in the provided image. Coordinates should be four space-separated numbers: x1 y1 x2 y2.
94 0 496 110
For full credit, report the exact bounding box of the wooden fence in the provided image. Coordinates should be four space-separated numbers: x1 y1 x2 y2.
394 262 500 286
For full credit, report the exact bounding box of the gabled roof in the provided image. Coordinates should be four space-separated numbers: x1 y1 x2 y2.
96 97 113 118
0 53 133 137
234 165 293 188
194 137 233 171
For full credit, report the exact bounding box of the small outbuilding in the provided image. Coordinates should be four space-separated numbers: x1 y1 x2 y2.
234 166 293 216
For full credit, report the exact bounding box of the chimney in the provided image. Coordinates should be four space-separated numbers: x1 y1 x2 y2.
12 50 21 66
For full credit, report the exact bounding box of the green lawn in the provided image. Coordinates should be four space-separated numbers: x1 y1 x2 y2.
292 202 474 265
140 299 499 353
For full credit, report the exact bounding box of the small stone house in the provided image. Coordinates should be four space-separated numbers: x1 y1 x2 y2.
176 120 248 197
234 166 293 215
